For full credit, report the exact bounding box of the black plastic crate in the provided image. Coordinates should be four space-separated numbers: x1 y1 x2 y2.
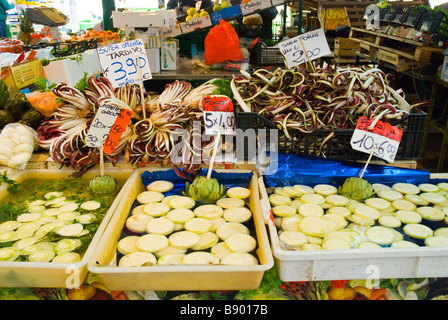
51 39 98 57
417 10 446 34
235 107 426 161
402 6 428 28
389 5 408 26
250 42 285 66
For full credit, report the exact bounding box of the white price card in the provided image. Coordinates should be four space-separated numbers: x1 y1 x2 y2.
201 96 236 135
350 117 403 163
97 39 152 88
86 104 133 155
277 28 331 68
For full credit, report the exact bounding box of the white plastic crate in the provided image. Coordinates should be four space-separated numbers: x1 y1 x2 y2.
258 174 448 281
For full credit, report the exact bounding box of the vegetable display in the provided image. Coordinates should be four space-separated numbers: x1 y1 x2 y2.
270 180 448 251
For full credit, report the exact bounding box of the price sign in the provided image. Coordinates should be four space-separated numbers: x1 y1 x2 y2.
201 96 236 135
97 39 152 88
277 28 331 68
350 117 403 163
86 104 133 155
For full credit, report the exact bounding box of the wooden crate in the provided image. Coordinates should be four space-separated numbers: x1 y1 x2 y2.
334 37 360 57
377 49 421 72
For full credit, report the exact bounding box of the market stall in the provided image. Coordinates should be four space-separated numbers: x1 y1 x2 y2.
2 0 448 302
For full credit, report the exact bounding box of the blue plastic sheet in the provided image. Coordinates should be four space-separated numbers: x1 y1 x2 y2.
264 154 432 187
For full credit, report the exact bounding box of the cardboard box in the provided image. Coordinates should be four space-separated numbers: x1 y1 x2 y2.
112 10 170 28
210 5 242 24
160 39 178 70
180 15 212 34
239 0 271 16
160 24 183 39
0 59 44 90
145 48 161 73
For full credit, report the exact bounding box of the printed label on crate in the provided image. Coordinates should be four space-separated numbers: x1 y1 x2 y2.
350 117 403 163
210 5 242 24
160 25 183 39
270 0 285 6
180 15 212 34
239 0 271 15
97 39 152 88
277 28 331 68
201 96 236 135
86 104 133 155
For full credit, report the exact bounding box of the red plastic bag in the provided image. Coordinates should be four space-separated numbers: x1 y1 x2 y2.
204 19 242 65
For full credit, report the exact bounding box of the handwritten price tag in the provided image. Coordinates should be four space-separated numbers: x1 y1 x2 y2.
201 96 236 135
350 117 403 163
86 104 133 155
277 28 331 68
97 39 152 88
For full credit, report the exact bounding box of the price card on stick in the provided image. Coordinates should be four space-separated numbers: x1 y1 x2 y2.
97 39 152 88
350 117 403 163
277 28 331 68
86 104 133 155
201 95 236 135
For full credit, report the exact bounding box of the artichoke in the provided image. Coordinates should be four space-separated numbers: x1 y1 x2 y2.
338 177 374 202
88 175 120 196
20 108 43 129
183 175 226 203
0 110 14 129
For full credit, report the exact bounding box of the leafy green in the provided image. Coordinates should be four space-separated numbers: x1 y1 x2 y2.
0 287 40 300
212 79 233 99
32 75 56 92
75 72 90 92
0 172 21 193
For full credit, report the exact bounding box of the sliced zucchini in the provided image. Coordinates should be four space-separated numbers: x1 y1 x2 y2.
194 204 224 220
444 207 448 216
227 187 251 199
392 199 416 211
299 216 328 237
403 223 433 239
365 197 391 210
357 241 382 249
16 222 39 235
224 233 257 253
377 190 404 201
157 253 186 265
184 218 213 233
327 206 351 218
76 214 96 225
154 245 186 258
313 184 338 196
346 199 362 212
391 240 420 248
80 201 101 211
54 239 81 255
168 231 200 249
45 197 67 207
434 227 448 239
282 186 302 197
168 196 196 209
298 203 324 217
347 214 375 226
13 236 39 251
136 191 165 204
16 212 42 223
57 211 81 222
28 250 55 262
307 235 323 245
322 238 351 250
437 182 448 192
280 215 303 231
394 210 422 224
136 234 169 253
211 242 233 260
301 243 323 250
145 218 175 235
209 217 226 233
216 198 245 209
161 195 181 206
39 216 57 224
324 230 356 245
269 194 292 207
392 183 420 195
279 230 308 248
419 192 446 205
0 231 17 243
378 215 401 228
418 183 439 193
272 205 296 217
322 214 347 230
290 199 304 210
29 200 46 206
223 207 252 223
0 247 19 261
221 252 258 265
354 205 381 221
44 191 64 200
119 252 157 267
182 252 220 265
300 193 326 205
146 180 174 193
191 232 219 250
166 208 195 224
28 205 45 213
43 208 61 217
293 184 315 195
117 236 140 255
416 206 445 221
125 215 154 233
55 223 84 237
0 220 22 231
59 202 79 213
365 226 395 246
34 223 57 238
52 252 82 263
325 194 349 207
132 205 146 216
274 187 291 197
424 236 448 247
372 183 391 193
142 202 170 217
216 222 249 240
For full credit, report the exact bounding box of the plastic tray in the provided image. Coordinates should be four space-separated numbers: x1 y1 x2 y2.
0 167 134 288
251 42 285 66
258 173 448 281
235 107 426 161
88 168 274 291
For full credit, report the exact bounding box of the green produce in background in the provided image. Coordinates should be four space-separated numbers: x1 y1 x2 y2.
0 80 9 108
338 177 374 202
88 175 120 196
184 175 226 203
